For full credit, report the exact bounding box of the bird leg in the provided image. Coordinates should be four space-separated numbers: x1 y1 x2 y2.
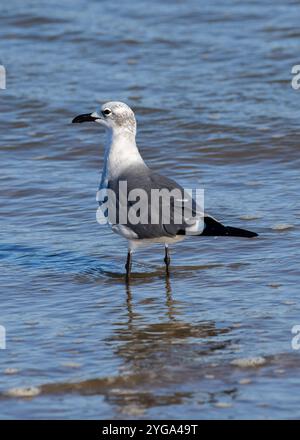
164 244 170 274
125 250 133 280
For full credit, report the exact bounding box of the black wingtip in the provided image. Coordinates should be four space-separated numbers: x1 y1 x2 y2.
225 226 258 238
201 217 258 238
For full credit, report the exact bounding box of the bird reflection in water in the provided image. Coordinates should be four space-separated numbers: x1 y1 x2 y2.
106 273 235 416
125 271 176 323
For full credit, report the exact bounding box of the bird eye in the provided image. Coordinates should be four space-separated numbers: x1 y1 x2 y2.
102 109 111 116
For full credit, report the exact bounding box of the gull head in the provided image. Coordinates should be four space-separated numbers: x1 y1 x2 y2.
72 101 136 136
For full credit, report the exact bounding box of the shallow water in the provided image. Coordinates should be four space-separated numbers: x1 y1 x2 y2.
1 0 300 419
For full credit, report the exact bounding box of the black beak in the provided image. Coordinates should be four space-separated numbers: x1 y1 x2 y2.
72 113 98 123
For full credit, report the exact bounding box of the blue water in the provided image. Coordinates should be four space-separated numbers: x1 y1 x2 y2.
0 0 300 419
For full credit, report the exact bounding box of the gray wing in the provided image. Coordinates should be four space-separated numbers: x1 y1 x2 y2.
108 164 203 239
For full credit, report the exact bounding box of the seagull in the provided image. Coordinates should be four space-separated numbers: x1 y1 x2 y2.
72 101 258 279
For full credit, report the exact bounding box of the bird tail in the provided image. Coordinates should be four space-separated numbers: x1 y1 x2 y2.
200 216 258 238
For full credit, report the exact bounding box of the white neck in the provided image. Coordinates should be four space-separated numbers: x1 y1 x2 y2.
100 128 146 186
